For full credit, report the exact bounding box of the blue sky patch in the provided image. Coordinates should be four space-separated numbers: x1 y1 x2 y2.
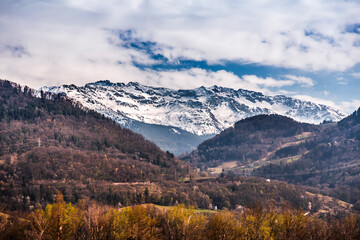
305 30 335 45
345 23 360 34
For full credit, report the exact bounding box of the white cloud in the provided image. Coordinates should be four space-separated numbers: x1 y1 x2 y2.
121 69 311 96
241 75 293 88
104 0 360 71
130 70 315 95
350 72 360 78
1 0 360 87
293 95 338 109
283 75 315 87
336 76 348 85
294 95 360 114
340 99 360 114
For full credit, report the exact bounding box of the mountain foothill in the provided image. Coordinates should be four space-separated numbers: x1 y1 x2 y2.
183 110 360 210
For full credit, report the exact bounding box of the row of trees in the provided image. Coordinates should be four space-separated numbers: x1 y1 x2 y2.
1 168 313 213
1 192 359 240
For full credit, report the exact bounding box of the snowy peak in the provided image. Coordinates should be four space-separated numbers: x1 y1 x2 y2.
42 81 345 136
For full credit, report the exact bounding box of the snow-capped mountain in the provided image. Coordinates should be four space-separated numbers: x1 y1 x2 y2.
41 80 345 154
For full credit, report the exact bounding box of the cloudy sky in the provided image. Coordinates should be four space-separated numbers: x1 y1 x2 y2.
1 0 360 113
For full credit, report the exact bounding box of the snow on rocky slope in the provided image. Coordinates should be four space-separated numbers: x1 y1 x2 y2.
41 80 345 154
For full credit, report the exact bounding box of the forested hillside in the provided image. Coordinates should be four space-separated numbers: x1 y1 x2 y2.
254 109 360 207
183 112 360 210
0 80 188 210
183 114 320 167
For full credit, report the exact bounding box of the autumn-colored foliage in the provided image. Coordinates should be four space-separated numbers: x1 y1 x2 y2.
161 204 206 240
29 191 83 239
0 192 359 240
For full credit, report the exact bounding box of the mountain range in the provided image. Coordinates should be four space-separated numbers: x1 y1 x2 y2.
42 80 345 155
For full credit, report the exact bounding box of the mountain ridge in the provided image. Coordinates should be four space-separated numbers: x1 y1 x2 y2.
42 80 345 154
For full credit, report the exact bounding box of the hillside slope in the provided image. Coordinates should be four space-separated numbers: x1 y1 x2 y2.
254 109 360 205
184 112 360 207
182 114 321 168
0 80 188 210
